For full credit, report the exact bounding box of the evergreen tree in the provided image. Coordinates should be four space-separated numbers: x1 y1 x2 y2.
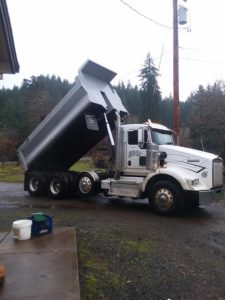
160 96 173 129
20 75 71 136
138 52 162 122
116 81 141 121
0 74 72 145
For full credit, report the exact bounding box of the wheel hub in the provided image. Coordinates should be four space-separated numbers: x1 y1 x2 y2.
79 177 92 194
155 188 174 209
50 179 62 195
29 177 39 192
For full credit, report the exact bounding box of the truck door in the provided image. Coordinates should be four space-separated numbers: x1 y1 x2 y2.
126 130 147 174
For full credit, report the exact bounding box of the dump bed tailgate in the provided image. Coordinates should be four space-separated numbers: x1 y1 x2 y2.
18 60 128 171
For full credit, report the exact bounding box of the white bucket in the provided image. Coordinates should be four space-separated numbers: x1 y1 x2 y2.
13 219 32 241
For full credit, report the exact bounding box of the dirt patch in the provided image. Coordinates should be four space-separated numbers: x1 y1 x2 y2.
77 221 225 299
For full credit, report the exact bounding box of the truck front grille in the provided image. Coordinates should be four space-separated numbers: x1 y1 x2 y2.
212 157 224 187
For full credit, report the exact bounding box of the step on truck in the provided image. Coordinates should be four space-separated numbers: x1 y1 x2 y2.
18 60 224 215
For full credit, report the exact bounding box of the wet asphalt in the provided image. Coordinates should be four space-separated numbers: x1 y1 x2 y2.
1 181 225 220
1 182 225 299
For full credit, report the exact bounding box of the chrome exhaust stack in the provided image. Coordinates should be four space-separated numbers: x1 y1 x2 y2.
114 111 121 180
146 119 159 172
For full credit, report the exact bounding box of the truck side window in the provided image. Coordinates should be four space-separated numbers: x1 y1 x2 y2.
128 130 138 145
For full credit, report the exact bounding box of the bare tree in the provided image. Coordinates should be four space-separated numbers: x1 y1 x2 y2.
187 82 225 157
0 132 17 164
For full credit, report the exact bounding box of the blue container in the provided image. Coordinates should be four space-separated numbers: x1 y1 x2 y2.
29 214 53 237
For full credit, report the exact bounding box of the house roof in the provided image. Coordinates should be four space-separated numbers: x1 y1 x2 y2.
0 0 19 74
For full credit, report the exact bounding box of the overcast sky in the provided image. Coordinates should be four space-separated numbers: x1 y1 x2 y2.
2 0 225 101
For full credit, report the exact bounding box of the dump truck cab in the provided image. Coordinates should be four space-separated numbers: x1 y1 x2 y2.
114 123 174 176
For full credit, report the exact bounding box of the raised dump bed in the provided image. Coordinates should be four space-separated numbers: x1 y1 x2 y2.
18 60 128 172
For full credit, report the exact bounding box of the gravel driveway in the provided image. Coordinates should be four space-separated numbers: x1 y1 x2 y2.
0 182 225 299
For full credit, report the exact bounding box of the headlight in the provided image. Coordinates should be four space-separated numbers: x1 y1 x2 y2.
187 178 199 186
191 179 199 185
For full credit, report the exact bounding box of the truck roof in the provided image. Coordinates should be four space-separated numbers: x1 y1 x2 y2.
121 123 172 132
18 60 128 171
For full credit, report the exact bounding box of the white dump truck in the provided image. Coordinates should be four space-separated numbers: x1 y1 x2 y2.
18 60 224 215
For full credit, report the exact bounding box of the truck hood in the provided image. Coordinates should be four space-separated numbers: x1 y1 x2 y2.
159 145 217 172
159 145 217 160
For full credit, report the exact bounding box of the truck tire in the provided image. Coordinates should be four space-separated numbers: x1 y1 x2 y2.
48 172 70 199
148 180 183 215
77 172 96 197
26 172 47 197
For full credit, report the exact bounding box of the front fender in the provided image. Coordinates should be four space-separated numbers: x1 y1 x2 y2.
142 166 203 192
83 171 100 182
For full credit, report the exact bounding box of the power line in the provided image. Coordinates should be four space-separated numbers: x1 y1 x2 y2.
154 50 171 60
180 56 225 66
115 50 172 82
180 46 225 54
120 0 173 30
115 68 139 82
117 56 225 84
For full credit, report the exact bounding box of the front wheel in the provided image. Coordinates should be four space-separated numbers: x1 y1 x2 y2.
77 172 96 197
148 180 183 215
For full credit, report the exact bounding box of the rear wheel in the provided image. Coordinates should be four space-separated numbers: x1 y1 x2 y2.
148 180 183 215
26 172 46 197
48 173 71 199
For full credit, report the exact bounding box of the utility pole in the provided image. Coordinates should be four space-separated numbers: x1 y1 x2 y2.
173 0 180 145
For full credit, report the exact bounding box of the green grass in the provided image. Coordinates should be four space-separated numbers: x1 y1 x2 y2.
69 159 95 172
0 159 95 183
0 163 24 182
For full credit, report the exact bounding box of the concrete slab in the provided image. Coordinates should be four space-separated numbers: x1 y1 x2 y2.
0 227 80 300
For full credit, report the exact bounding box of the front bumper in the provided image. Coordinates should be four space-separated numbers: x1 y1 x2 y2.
199 188 224 205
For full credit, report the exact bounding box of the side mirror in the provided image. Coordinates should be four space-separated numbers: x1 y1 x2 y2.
159 152 167 160
159 152 167 167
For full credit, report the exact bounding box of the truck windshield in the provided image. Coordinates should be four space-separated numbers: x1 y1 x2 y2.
151 129 174 145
